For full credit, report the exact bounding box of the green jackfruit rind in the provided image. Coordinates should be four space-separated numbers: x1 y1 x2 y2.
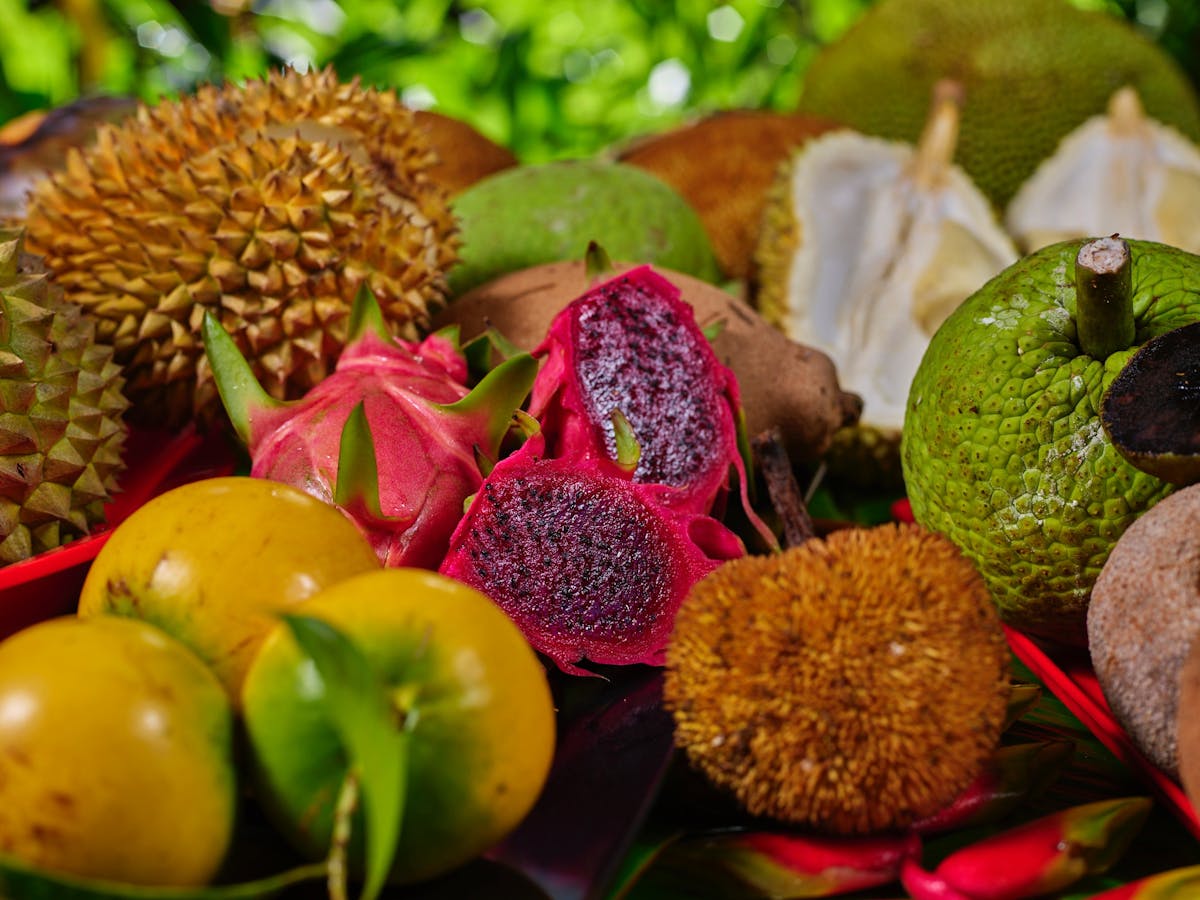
447 161 722 296
900 239 1200 646
796 0 1200 210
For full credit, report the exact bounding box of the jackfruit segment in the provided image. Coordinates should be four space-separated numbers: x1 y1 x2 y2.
757 91 1017 438
1006 87 1200 253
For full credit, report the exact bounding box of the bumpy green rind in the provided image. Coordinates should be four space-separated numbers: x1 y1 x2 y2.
796 0 1200 209
0 230 128 564
901 239 1200 645
447 161 721 295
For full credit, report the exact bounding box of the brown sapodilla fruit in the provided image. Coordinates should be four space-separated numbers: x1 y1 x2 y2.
616 110 844 279
1087 482 1200 777
433 259 861 464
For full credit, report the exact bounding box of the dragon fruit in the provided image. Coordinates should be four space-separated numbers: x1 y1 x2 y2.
439 439 745 674
529 264 772 544
201 286 537 568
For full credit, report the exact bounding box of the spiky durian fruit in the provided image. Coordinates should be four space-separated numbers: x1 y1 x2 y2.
23 68 458 426
0 227 127 564
755 83 1017 484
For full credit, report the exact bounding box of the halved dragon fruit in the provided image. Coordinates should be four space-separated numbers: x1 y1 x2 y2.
439 441 744 674
202 286 537 569
529 264 772 543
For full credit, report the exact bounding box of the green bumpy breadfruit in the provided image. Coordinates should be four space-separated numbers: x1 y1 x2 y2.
796 0 1200 209
900 238 1200 647
0 228 128 564
447 160 721 295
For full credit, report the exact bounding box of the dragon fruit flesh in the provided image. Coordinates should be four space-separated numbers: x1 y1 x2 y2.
529 264 763 530
202 286 537 569
439 442 745 674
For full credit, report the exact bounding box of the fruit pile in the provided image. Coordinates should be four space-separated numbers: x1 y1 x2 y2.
2 0 1200 895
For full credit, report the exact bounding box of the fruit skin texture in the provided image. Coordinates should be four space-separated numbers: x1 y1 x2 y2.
23 68 458 426
447 160 721 295
0 616 236 886
240 568 556 885
0 228 128 564
433 259 861 464
901 238 1200 645
77 476 380 703
796 0 1200 209
439 447 744 674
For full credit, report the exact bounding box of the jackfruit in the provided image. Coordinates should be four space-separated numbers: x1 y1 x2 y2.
796 0 1200 210
23 68 458 426
1007 87 1200 253
756 84 1017 481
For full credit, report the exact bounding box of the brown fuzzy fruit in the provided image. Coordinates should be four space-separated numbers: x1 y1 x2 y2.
1088 482 1200 777
433 259 861 463
664 522 1011 834
414 110 517 196
1178 633 1200 809
616 110 843 279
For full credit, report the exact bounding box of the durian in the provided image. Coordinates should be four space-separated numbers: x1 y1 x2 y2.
23 68 458 426
796 0 1200 210
0 227 128 564
755 83 1017 480
1006 87 1200 254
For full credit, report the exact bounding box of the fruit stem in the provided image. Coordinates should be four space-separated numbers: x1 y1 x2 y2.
910 79 963 190
327 769 361 900
751 427 814 548
1075 236 1135 360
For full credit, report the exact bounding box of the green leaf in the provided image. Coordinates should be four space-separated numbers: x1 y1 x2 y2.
281 615 408 900
0 856 325 900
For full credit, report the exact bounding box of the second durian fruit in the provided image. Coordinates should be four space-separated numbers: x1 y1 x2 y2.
23 68 458 426
0 228 128 564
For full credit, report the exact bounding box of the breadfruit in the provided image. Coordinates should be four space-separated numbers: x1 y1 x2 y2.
23 68 458 426
0 227 128 563
796 0 1200 209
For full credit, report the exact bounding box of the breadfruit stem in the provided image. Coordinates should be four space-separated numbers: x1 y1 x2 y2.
1075 236 1135 360
911 79 963 190
1108 86 1146 136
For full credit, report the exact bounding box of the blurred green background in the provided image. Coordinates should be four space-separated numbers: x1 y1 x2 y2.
1 0 1198 161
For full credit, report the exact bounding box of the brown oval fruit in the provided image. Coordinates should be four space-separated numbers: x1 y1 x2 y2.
616 110 844 279
1087 482 1200 776
415 110 518 196
433 259 861 463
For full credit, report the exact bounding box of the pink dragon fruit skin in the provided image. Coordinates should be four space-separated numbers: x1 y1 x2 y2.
202 287 537 569
529 264 759 524
439 438 745 675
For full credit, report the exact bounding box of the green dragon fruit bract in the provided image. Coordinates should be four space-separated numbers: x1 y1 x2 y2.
202 286 537 569
439 442 744 674
528 264 771 543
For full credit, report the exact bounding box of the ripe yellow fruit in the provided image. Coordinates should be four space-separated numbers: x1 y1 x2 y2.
0 616 236 886
77 476 380 703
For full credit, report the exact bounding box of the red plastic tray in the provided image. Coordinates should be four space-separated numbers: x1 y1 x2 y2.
1006 624 1200 841
0 425 240 640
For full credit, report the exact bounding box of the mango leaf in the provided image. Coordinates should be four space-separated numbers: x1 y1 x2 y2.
0 855 325 900
282 614 408 900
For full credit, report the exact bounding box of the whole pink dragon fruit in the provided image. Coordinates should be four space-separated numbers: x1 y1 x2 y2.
202 286 537 569
529 264 771 543
439 439 744 674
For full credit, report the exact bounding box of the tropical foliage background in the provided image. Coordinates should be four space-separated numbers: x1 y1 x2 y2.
1 0 1198 161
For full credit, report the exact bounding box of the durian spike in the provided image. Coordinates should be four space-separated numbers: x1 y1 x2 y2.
910 79 964 190
0 228 22 276
1108 86 1148 136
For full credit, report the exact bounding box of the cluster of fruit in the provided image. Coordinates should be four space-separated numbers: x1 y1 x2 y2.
2 0 1200 894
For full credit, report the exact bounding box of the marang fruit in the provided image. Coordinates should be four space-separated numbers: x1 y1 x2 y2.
202 285 536 569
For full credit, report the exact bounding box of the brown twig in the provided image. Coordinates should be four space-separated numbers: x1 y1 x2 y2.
751 427 816 548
